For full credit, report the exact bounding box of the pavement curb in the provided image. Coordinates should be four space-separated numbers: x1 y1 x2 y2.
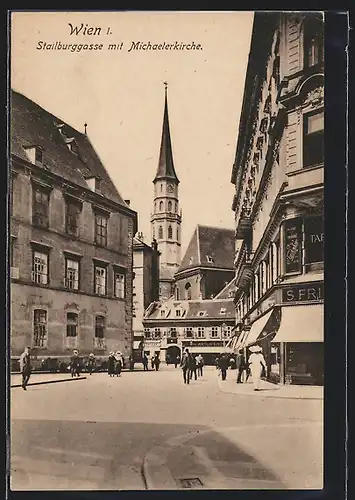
11 376 87 388
217 379 323 400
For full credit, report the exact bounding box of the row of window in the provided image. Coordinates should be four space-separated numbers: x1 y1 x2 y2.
152 225 179 241
236 215 324 319
154 200 179 214
12 181 116 248
12 244 125 298
144 326 233 340
32 309 107 349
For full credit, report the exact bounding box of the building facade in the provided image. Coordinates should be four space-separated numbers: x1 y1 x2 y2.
10 90 137 365
174 225 235 301
132 233 160 356
230 12 324 385
142 298 235 365
150 84 182 301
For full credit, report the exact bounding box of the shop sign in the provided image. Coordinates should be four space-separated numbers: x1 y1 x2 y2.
284 218 302 273
304 216 324 264
248 293 277 323
282 282 323 303
144 340 161 347
182 340 224 347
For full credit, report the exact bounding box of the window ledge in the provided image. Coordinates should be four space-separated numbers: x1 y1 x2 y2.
286 164 324 177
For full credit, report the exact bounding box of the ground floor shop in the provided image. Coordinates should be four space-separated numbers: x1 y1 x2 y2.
143 339 228 366
233 296 324 386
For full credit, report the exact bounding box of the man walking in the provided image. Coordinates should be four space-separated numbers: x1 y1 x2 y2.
87 353 95 375
180 349 194 384
219 354 229 381
19 346 32 390
196 354 204 377
70 350 80 377
143 354 149 371
189 354 198 381
236 351 248 383
154 356 161 371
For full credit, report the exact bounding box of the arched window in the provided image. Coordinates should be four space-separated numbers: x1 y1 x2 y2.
168 201 172 212
303 15 324 69
168 225 173 239
159 201 163 212
185 282 192 300
158 226 163 239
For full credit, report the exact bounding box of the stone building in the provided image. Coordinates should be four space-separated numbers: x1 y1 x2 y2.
174 225 235 301
9 90 137 365
132 233 160 357
142 297 235 366
230 12 324 385
150 84 182 301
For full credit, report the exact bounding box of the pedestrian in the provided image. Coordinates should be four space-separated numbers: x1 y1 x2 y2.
219 353 229 381
236 351 248 383
180 349 194 385
70 350 80 378
215 356 220 370
189 354 198 381
129 355 134 371
174 355 180 369
151 356 155 370
19 346 32 390
196 354 204 377
115 352 123 376
107 352 115 377
154 356 161 371
87 353 95 375
143 354 149 371
248 345 267 391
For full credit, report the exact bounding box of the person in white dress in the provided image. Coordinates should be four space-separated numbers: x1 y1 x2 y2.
248 345 267 391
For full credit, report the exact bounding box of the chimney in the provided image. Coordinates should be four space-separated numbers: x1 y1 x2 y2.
124 199 130 206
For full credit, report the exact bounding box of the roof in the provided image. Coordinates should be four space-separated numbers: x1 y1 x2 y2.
177 225 235 273
10 90 129 208
153 86 179 183
144 297 235 321
214 277 237 299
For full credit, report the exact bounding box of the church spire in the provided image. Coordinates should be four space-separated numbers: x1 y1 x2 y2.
154 82 179 184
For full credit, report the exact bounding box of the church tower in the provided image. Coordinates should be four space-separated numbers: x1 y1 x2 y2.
151 83 182 300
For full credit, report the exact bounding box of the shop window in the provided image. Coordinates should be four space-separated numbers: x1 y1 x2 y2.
303 109 324 168
304 215 324 270
33 309 48 348
284 218 302 274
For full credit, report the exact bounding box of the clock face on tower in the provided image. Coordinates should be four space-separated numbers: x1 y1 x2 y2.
167 183 174 193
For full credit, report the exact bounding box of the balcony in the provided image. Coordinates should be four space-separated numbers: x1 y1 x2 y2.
93 337 106 350
235 207 252 239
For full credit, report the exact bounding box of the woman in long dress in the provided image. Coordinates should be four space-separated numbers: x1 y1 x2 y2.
248 345 267 391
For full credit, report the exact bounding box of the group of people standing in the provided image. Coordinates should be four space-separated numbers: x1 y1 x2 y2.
215 345 267 391
179 350 204 385
107 351 125 377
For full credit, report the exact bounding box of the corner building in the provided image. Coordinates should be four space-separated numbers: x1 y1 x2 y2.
231 12 324 385
10 90 137 366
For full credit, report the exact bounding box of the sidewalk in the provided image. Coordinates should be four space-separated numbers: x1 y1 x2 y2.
217 374 323 400
10 373 87 388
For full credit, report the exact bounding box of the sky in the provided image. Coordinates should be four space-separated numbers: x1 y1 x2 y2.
10 11 254 255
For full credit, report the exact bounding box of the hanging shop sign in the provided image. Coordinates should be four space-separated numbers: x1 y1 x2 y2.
284 218 303 273
282 282 324 303
182 340 224 348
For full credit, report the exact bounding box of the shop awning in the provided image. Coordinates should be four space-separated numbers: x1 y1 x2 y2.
242 309 274 348
271 304 324 343
233 331 248 352
133 340 143 349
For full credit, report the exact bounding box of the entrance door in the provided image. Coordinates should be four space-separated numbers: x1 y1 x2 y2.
166 345 181 365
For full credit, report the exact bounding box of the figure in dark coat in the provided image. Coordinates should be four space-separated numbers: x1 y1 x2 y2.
19 347 32 390
219 354 229 381
107 352 115 377
143 354 149 371
154 357 160 371
70 350 80 377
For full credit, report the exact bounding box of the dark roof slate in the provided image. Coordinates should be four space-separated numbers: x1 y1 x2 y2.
11 90 128 208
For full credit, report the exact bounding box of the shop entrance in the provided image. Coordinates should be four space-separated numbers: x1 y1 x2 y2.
166 345 181 365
